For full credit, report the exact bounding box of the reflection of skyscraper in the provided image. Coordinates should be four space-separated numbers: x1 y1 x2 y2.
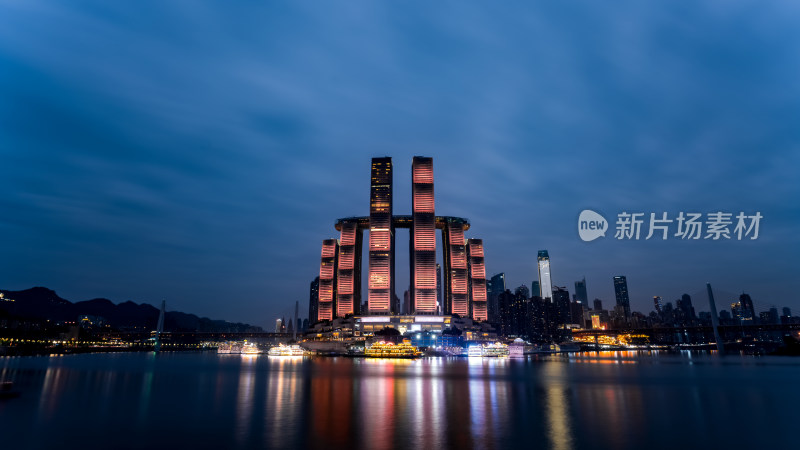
574 277 588 304
309 276 319 324
368 157 394 314
613 276 631 319
411 156 437 314
537 250 552 300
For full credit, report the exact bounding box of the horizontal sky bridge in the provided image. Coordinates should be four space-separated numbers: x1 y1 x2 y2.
335 215 470 231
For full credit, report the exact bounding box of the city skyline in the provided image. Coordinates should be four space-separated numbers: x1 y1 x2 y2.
1 2 799 327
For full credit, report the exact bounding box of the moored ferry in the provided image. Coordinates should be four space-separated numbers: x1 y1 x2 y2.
481 342 510 357
365 340 421 358
241 341 262 355
467 345 484 357
217 341 243 354
509 338 525 358
268 344 305 356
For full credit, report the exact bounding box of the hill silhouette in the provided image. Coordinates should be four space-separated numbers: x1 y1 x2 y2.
0 287 261 332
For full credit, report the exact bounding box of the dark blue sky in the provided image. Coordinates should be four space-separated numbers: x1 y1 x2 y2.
1 1 798 327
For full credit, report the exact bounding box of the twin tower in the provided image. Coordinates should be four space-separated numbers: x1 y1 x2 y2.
317 157 488 322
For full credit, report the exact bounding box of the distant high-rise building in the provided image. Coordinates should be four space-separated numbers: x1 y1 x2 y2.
309 276 319 324
515 285 530 299
537 250 552 300
552 287 571 327
532 281 540 299
783 307 792 317
760 308 779 325
653 296 663 314
368 157 394 314
488 273 506 324
739 293 755 321
593 298 603 311
302 318 308 332
275 318 283 333
403 290 411 315
498 289 528 337
613 276 631 320
678 293 695 320
411 156 437 314
574 277 588 304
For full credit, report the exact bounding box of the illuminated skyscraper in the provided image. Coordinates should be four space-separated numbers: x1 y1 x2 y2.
318 239 338 321
446 221 468 316
368 157 394 314
411 156 437 314
613 275 631 320
337 222 363 317
537 250 553 300
467 239 487 321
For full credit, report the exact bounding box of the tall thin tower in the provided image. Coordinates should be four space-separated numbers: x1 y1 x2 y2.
411 156 437 314
368 157 394 314
537 250 553 300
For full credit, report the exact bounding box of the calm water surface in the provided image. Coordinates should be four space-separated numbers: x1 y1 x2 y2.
1 352 797 449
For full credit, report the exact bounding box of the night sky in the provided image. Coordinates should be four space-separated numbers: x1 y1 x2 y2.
2 1 798 327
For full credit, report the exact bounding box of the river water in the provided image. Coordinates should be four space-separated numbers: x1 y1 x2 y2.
1 351 797 449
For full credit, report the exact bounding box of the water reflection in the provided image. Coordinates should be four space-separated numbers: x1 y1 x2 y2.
542 362 574 450
1 353 798 449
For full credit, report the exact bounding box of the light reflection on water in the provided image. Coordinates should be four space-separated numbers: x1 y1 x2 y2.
1 352 799 449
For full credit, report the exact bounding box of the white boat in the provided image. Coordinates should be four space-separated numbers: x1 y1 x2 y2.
467 345 483 357
217 341 242 354
482 342 510 357
241 341 262 355
509 338 525 358
268 344 304 357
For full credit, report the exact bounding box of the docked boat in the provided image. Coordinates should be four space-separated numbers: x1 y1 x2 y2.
268 344 305 356
217 341 243 354
364 340 421 358
467 342 510 357
467 345 483 357
482 342 510 357
240 341 262 356
509 339 525 358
